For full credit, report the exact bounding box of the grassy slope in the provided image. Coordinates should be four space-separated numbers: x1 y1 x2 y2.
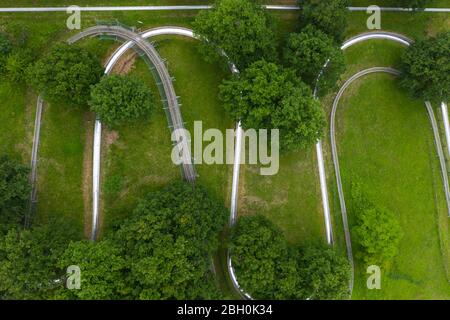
317 10 450 299
36 38 113 237
156 36 233 204
235 11 325 247
154 36 238 298
336 74 450 299
101 58 179 230
0 80 32 164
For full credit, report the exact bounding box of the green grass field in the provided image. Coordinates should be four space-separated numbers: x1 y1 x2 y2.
240 151 325 245
334 73 450 299
101 57 179 231
35 38 115 237
36 101 86 236
0 80 32 164
0 3 448 299
156 36 233 204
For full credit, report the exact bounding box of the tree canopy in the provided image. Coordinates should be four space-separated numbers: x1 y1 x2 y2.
230 214 351 299
298 0 349 43
5 49 34 83
112 181 227 299
400 32 450 102
296 244 351 300
283 25 345 97
27 42 103 105
351 181 403 266
230 214 300 299
0 155 30 233
193 0 277 70
56 240 127 300
219 60 325 150
89 74 155 127
0 218 78 299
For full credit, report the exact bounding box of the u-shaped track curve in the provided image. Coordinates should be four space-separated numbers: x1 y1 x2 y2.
320 30 450 296
330 67 450 295
81 26 251 299
67 25 196 241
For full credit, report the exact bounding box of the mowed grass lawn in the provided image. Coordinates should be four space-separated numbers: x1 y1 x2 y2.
102 36 234 229
241 151 325 245
101 57 179 230
0 80 32 164
36 38 114 237
100 36 237 297
156 36 233 204
335 73 450 299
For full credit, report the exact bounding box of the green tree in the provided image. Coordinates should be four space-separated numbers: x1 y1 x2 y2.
5 49 34 83
283 25 345 96
89 74 154 127
113 181 227 299
297 244 351 300
27 42 103 105
400 32 450 102
298 0 349 43
56 240 126 300
230 215 302 299
351 181 403 266
0 155 30 232
354 207 403 266
219 60 325 150
0 219 78 299
193 0 277 70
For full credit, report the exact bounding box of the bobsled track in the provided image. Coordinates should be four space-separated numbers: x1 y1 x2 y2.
27 26 449 300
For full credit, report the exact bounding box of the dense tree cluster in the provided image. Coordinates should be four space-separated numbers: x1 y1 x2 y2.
27 43 103 105
231 215 351 300
89 75 155 127
219 60 326 150
0 181 227 299
0 218 78 299
400 31 450 103
298 0 350 43
193 0 277 70
0 29 34 83
350 181 403 266
283 25 346 96
0 155 30 233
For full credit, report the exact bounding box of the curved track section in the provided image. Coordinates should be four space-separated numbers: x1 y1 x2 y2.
94 26 250 299
330 67 450 294
312 31 415 246
425 101 450 217
68 26 196 183
341 31 413 50
330 67 401 292
68 26 195 240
